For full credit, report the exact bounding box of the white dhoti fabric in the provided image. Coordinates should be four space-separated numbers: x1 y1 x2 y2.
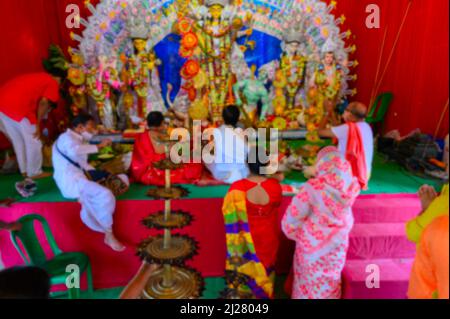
0 112 42 177
205 125 250 184
78 179 116 233
52 130 125 234
205 162 250 185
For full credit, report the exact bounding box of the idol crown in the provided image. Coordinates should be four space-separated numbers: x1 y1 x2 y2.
284 31 304 44
321 37 337 53
205 0 230 7
129 22 149 39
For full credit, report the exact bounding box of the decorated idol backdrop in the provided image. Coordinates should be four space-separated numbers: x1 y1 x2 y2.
68 0 357 136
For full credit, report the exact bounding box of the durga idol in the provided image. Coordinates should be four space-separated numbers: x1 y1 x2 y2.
176 0 253 125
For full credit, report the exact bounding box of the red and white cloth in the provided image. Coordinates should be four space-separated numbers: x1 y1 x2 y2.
282 147 361 299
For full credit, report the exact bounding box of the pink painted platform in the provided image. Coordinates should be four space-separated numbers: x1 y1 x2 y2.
342 258 414 299
342 194 420 299
0 193 421 299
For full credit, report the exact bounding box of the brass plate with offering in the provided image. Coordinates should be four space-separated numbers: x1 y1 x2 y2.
142 211 193 230
146 186 190 200
137 235 199 266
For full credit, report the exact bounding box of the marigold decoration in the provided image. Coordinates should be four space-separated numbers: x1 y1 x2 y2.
179 47 194 58
178 18 193 35
272 117 288 131
307 122 317 132
68 68 85 86
308 107 317 116
181 60 200 79
181 32 198 50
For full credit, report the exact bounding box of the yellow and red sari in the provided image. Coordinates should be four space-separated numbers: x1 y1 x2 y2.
222 178 282 299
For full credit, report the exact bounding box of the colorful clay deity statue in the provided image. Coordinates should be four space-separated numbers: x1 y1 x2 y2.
67 50 88 116
86 56 119 131
259 29 308 123
176 0 253 125
312 38 343 127
277 31 308 111
233 65 270 127
126 21 165 123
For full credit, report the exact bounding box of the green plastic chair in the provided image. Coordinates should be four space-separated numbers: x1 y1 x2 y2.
366 92 394 134
10 214 94 299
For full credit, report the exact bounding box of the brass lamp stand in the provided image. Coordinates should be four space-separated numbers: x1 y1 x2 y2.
138 138 204 299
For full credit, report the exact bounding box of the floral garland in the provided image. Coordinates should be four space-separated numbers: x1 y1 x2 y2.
315 63 342 101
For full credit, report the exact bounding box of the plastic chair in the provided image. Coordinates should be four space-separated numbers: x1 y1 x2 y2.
10 214 94 299
366 92 394 134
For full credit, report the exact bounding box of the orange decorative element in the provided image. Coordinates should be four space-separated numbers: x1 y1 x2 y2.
181 60 200 79
181 82 197 102
308 87 318 100
178 18 192 35
123 92 134 109
181 32 198 50
308 107 317 116
272 117 287 130
179 46 194 58
119 53 127 64
307 123 317 132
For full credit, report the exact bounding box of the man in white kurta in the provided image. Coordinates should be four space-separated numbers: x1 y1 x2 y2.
52 115 127 252
205 106 250 184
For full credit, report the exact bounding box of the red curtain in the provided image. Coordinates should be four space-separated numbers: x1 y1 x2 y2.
0 0 448 137
330 0 449 137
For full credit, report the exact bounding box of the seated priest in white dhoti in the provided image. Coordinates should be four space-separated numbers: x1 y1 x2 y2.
52 114 129 252
205 106 250 184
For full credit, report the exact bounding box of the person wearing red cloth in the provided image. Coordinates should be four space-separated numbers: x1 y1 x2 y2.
130 111 203 186
0 72 63 179
222 146 283 298
231 168 283 271
318 102 374 190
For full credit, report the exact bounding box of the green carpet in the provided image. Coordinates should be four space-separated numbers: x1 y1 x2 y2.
0 153 443 204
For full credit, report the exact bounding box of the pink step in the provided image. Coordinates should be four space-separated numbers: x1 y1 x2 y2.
342 258 414 299
353 194 421 223
348 223 417 260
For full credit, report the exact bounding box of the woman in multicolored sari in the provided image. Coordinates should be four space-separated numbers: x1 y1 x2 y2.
222 147 283 299
282 146 360 299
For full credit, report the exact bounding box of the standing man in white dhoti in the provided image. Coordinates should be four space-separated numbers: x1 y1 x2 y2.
0 72 63 179
52 114 127 252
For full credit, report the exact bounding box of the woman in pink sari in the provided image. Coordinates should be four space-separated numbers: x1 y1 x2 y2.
282 146 361 299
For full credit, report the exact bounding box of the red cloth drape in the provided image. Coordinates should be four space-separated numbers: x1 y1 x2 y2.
346 122 369 190
0 0 448 137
